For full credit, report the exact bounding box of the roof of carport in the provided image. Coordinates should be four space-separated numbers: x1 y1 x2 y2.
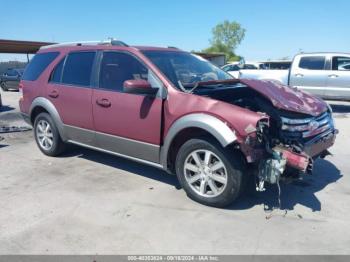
0 39 56 54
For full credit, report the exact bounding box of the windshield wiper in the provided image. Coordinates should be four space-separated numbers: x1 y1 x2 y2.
178 79 236 94
177 81 189 93
188 82 226 93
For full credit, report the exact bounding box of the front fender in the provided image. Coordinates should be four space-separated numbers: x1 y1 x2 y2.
30 97 67 141
160 113 237 168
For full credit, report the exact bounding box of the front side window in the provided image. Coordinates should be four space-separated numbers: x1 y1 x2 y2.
99 52 161 92
61 52 95 87
332 56 350 71
299 56 325 70
142 51 232 90
22 52 59 81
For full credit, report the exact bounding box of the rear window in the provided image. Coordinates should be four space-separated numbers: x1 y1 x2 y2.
61 52 95 87
22 52 59 81
299 56 325 70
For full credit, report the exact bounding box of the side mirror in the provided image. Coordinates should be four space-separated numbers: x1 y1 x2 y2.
123 79 158 95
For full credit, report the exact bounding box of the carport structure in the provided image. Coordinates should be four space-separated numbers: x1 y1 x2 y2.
0 39 55 61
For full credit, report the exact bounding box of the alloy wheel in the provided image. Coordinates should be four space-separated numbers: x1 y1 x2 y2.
36 119 54 151
183 149 228 198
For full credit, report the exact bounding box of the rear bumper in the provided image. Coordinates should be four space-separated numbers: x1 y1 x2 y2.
303 129 338 157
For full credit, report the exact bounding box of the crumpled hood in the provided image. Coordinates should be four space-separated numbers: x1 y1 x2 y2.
240 79 328 116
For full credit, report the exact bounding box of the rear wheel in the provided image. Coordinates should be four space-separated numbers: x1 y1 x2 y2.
34 113 66 156
175 138 245 208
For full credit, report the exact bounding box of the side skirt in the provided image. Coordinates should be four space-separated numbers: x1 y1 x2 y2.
67 140 165 170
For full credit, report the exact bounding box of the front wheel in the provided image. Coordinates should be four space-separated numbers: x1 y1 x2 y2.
175 138 245 208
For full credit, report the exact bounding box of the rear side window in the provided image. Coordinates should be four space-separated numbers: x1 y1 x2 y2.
50 58 65 83
22 52 59 81
299 56 325 70
61 52 95 87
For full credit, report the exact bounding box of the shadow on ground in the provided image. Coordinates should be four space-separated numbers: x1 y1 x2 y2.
60 145 181 188
0 105 15 113
229 158 342 212
60 146 341 212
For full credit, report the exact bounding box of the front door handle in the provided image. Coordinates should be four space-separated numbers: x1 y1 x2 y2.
328 74 339 78
96 98 111 108
48 90 59 98
295 73 304 77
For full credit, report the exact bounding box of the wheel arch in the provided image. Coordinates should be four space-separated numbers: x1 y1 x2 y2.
29 97 67 141
160 113 237 171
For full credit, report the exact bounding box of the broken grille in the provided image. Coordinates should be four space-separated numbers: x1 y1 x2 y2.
280 111 333 139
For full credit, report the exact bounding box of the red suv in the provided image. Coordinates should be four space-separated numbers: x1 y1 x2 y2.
19 40 337 207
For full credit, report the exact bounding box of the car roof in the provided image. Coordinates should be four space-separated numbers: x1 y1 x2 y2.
296 52 350 56
38 42 183 54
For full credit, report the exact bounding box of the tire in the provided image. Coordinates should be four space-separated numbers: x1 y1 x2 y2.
175 138 245 208
34 112 66 156
1 82 8 91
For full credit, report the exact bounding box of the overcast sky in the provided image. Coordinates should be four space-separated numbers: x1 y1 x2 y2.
1 0 349 62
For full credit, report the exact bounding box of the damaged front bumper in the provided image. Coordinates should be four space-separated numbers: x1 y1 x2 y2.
255 128 338 191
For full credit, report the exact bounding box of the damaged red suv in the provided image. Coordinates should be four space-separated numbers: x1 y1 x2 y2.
19 40 337 207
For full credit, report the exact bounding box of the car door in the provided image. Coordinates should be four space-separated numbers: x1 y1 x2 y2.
47 51 96 145
92 51 164 163
289 55 327 97
324 55 350 99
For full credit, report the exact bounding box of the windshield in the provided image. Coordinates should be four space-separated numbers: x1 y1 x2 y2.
142 50 233 90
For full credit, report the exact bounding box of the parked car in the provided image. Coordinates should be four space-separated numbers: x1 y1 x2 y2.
222 61 262 78
239 53 350 100
0 68 24 91
19 40 337 207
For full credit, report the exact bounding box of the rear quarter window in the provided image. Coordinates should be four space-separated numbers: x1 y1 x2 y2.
22 52 59 81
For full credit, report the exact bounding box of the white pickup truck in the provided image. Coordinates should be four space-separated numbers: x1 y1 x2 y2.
238 53 350 100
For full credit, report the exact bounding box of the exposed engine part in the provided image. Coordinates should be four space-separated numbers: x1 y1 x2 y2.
256 150 287 192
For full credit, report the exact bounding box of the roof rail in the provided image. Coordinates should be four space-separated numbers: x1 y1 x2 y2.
40 39 128 50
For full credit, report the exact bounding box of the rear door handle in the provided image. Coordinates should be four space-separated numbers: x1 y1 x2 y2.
48 90 59 98
96 98 111 108
295 73 304 77
328 74 339 78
